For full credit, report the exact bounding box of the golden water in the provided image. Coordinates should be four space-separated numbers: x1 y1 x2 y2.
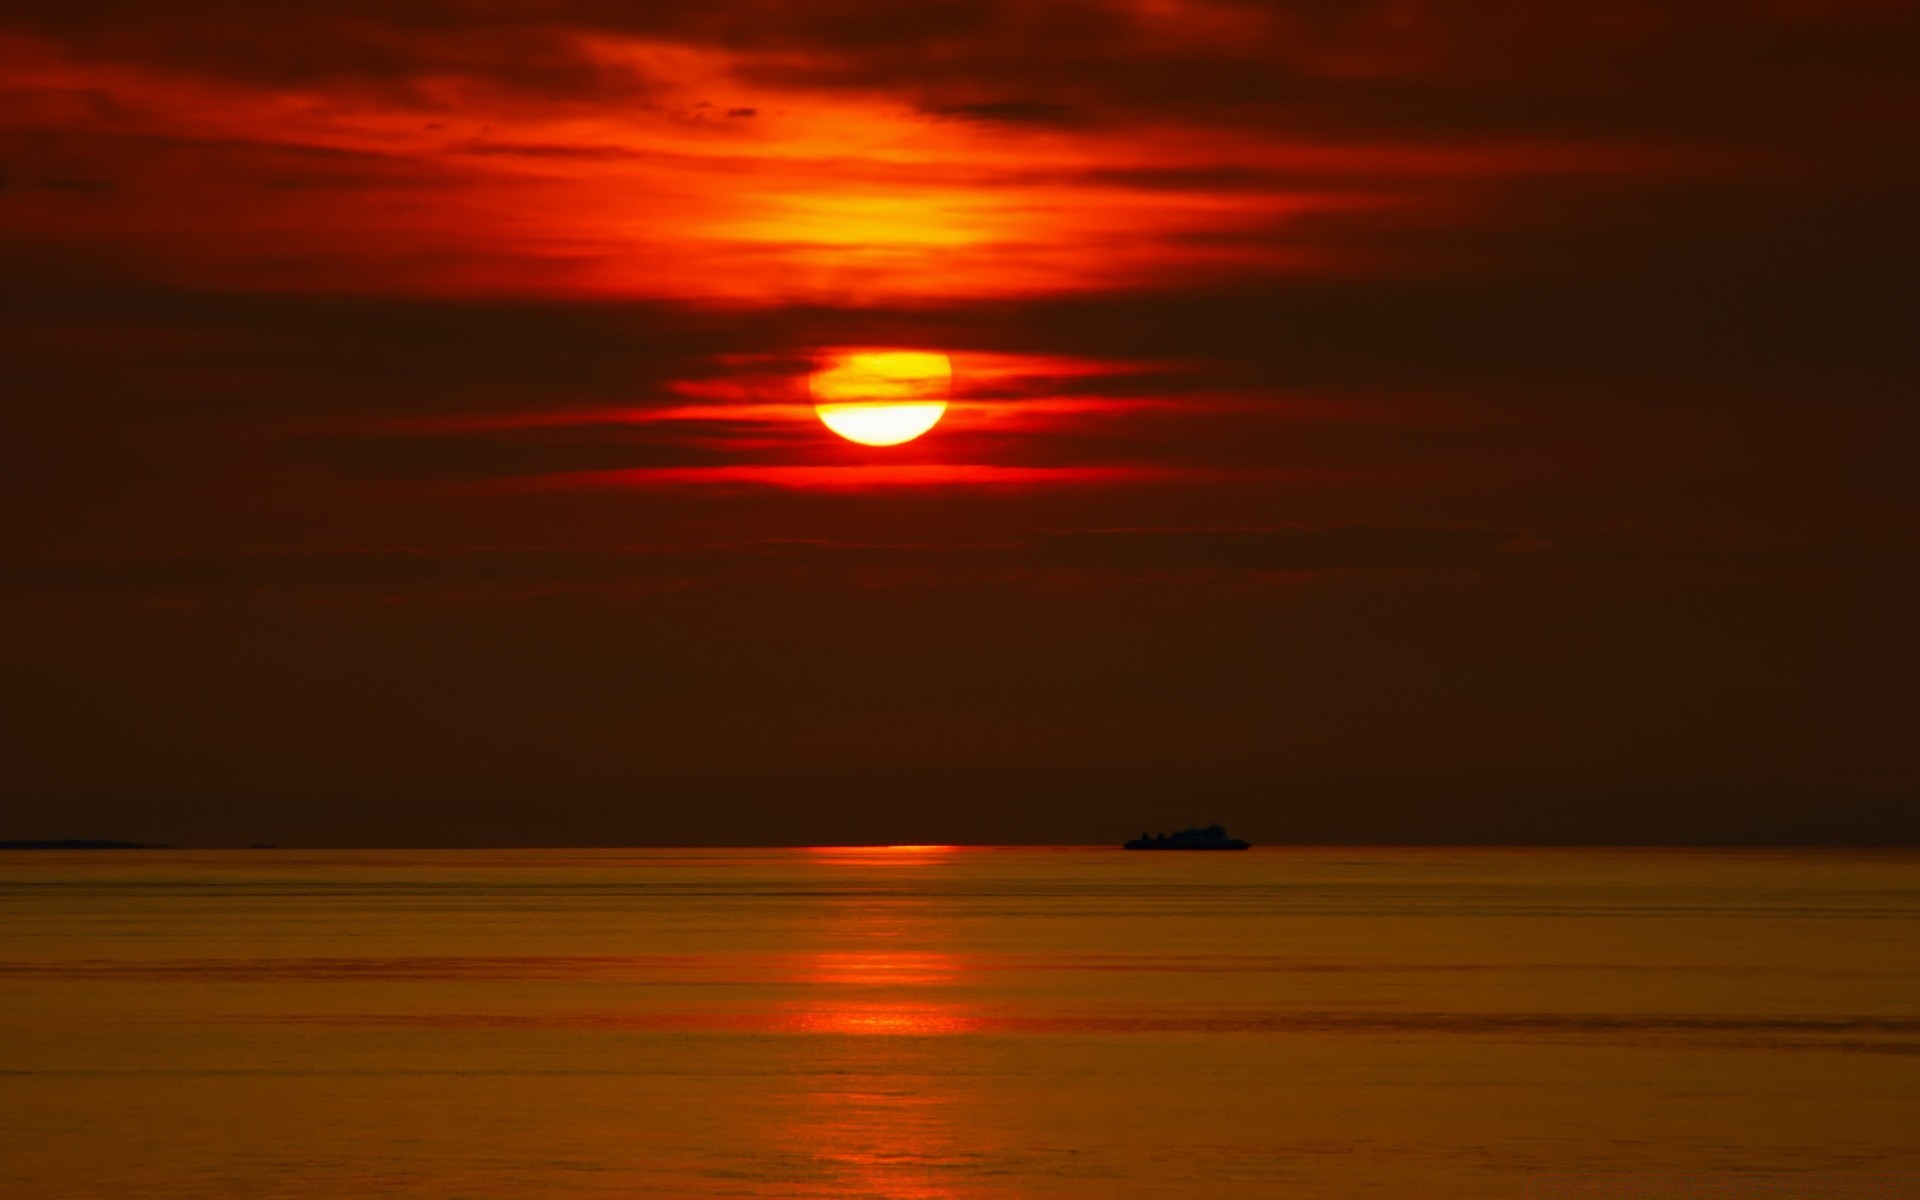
2 847 1916 1197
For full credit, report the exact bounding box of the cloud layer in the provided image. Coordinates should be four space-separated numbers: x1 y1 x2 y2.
1 0 1915 841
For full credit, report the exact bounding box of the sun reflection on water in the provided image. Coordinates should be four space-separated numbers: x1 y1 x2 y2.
773 849 987 1196
805 844 963 860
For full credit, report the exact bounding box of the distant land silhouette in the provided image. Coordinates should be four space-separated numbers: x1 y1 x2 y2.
0 839 163 850
1124 824 1251 850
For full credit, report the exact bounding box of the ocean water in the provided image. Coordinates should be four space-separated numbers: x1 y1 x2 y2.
0 847 1915 1198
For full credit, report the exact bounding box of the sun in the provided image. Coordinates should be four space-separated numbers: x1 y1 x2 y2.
810 349 952 446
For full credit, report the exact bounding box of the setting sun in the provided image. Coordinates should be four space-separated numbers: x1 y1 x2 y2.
810 350 952 446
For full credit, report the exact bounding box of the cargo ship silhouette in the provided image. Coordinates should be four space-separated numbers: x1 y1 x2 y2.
1123 824 1250 850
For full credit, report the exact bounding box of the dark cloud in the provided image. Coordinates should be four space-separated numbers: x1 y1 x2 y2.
0 526 1708 596
0 284 758 417
1078 165 1292 193
283 428 748 481
455 141 650 160
6 12 657 103
1029 525 1558 572
19 244 1888 431
917 100 1077 125
8 0 1916 149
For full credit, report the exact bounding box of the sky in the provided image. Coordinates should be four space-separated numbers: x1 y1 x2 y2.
2 0 1916 846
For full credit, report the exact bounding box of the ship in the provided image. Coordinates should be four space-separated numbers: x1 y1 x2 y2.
1123 824 1250 850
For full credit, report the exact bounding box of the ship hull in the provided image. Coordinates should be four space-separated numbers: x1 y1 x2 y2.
1122 842 1250 851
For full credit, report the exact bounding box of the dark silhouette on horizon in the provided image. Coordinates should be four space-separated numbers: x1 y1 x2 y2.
1124 824 1251 850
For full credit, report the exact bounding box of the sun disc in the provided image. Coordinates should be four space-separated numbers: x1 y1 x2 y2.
811 350 952 446
815 401 948 446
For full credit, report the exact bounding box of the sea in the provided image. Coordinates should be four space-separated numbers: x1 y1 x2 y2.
1 847 1915 1198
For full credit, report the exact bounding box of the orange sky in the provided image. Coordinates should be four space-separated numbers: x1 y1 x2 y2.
1 15 1671 302
0 7 1680 494
1 0 1916 843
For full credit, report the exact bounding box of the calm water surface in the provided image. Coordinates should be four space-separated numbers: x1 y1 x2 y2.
1 847 1916 1198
